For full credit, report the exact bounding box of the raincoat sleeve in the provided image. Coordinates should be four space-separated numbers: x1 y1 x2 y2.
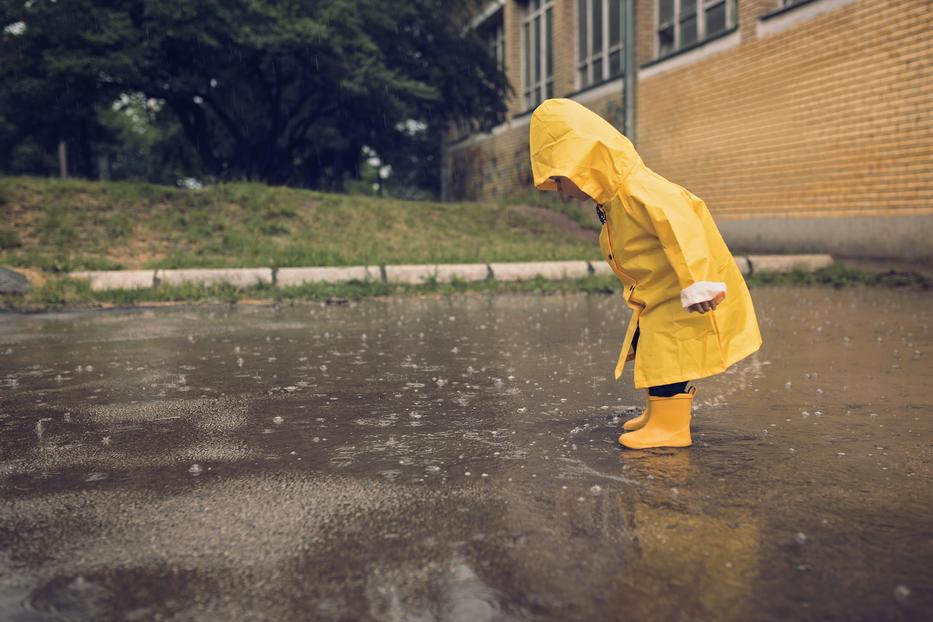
627 176 726 305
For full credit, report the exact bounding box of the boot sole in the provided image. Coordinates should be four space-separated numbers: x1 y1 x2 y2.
618 435 692 450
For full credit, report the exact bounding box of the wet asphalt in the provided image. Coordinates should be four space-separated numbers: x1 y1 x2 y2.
1 286 931 621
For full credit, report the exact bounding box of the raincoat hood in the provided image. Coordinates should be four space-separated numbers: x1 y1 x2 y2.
529 98 641 205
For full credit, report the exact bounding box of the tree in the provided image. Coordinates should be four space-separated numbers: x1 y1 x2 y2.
0 0 508 192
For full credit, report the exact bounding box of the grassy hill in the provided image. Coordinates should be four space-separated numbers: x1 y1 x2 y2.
0 176 601 274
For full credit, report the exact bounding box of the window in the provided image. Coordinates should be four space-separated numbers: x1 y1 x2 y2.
523 0 553 110
657 0 736 58
480 11 505 70
480 10 506 125
577 0 624 89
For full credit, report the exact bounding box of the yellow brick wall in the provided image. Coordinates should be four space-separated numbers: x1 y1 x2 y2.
448 0 933 220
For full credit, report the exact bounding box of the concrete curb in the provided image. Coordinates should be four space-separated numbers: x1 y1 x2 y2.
746 254 833 274
70 270 156 292
66 255 833 291
488 260 591 281
156 268 273 288
276 266 379 286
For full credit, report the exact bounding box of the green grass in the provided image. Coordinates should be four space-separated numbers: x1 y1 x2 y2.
0 224 20 249
0 176 600 273
746 263 930 289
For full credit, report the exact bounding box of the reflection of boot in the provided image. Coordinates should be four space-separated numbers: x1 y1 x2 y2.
619 447 692 483
622 407 649 431
619 388 695 449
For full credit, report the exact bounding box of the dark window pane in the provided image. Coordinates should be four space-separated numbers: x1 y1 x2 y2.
593 55 603 82
580 66 589 88
681 15 697 47
578 0 587 61
546 80 553 98
681 0 697 17
546 8 552 78
706 2 726 36
609 50 621 76
524 23 530 87
658 24 674 56
592 0 602 54
609 0 621 46
658 0 674 24
534 15 541 82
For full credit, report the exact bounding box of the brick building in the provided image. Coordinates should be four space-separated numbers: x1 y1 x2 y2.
446 0 932 260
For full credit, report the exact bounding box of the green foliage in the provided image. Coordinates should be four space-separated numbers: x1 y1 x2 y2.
0 0 508 194
96 95 203 184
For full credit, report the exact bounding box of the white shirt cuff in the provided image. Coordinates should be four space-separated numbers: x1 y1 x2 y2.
681 281 727 308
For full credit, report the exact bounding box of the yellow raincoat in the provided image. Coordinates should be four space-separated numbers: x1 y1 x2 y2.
530 99 761 388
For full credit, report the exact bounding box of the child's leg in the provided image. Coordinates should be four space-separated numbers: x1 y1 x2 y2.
648 382 688 397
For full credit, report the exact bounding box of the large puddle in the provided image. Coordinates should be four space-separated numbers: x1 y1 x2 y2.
1 287 931 620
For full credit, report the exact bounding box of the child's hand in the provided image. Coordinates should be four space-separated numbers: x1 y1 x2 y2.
687 291 726 314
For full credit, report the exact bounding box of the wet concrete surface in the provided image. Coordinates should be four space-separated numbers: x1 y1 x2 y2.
0 287 931 621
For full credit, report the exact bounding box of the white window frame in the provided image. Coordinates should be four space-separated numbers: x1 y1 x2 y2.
655 0 736 59
576 0 625 89
522 0 554 110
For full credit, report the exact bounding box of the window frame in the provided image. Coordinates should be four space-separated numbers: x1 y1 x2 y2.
522 0 554 111
655 0 736 60
576 0 625 90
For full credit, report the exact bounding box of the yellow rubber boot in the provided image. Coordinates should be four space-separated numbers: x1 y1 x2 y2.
618 388 695 449
622 407 650 431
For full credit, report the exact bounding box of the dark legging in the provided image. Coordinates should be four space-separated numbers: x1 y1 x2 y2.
631 327 689 397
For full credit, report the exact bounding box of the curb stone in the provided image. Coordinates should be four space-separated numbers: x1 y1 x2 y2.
488 261 591 282
60 255 834 291
746 254 833 274
155 268 273 288
70 270 156 291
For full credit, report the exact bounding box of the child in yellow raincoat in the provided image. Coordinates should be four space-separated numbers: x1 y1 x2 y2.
529 98 762 449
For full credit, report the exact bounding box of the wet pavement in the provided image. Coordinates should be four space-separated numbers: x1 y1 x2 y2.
0 287 931 621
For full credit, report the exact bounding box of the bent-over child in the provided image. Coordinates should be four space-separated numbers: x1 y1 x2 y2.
529 98 762 450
